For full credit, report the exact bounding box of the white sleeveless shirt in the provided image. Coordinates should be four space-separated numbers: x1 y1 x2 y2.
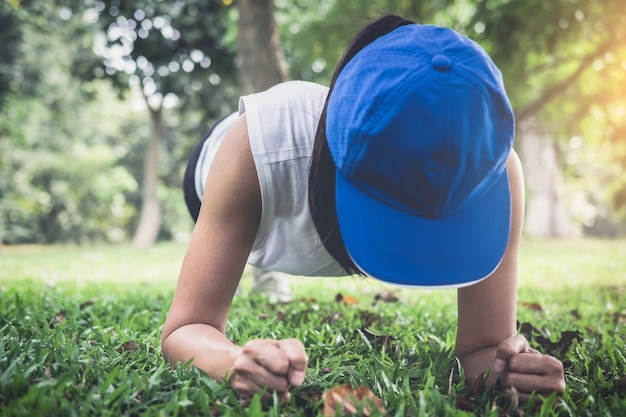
195 81 346 277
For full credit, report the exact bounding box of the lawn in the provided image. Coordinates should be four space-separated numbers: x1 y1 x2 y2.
0 238 624 416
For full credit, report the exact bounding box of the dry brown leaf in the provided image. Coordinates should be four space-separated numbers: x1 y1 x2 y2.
358 310 381 327
570 309 581 320
455 395 475 411
117 340 141 353
609 311 626 324
373 291 399 304
335 293 359 305
324 312 343 323
562 359 574 370
518 321 541 336
470 372 486 395
606 374 626 396
536 330 582 354
598 373 626 397
54 311 66 324
322 384 384 416
520 302 544 312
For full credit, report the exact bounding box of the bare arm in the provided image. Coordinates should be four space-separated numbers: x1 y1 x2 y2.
161 115 307 401
455 152 523 381
456 151 564 398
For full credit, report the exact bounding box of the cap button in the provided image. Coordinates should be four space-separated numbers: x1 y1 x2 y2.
431 55 452 72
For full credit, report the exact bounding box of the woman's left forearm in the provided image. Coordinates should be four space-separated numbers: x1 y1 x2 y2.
456 153 524 384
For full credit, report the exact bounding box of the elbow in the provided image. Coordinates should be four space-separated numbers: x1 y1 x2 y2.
160 331 172 364
160 319 178 364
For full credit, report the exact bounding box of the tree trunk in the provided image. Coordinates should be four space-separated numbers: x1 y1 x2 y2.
132 106 163 248
518 118 575 237
236 0 288 94
236 0 293 297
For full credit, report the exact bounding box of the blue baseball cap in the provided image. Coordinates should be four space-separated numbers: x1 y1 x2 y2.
326 24 515 287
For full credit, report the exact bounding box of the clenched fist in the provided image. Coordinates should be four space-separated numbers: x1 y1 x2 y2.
227 338 308 402
492 334 565 400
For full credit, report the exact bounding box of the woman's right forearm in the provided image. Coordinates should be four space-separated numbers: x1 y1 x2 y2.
161 323 243 381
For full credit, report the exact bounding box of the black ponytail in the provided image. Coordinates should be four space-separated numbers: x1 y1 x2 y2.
308 15 415 276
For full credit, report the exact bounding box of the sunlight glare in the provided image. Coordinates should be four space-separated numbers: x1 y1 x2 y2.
168 61 180 73
163 93 179 109
153 16 166 29
182 59 195 73
59 7 72 21
208 73 221 85
190 50 204 63
83 8 99 24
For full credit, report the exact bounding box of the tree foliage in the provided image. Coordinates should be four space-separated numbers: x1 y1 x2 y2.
2 3 102 242
469 0 626 226
2 2 158 244
0 2 21 110
91 0 236 115
84 0 239 247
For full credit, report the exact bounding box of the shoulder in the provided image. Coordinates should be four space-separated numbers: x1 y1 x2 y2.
264 80 329 98
240 81 327 160
200 113 260 225
239 81 328 115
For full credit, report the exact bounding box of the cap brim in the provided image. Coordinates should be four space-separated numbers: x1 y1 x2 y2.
335 170 512 288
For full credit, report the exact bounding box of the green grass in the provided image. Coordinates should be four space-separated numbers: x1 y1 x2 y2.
0 239 625 416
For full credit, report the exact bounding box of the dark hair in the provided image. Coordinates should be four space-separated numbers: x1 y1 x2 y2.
308 15 415 276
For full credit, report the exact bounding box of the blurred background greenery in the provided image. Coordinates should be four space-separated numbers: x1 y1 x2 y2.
1 0 625 247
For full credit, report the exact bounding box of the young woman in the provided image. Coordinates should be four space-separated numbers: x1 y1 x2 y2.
162 15 565 403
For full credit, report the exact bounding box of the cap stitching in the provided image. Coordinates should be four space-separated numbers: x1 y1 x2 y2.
433 70 452 216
